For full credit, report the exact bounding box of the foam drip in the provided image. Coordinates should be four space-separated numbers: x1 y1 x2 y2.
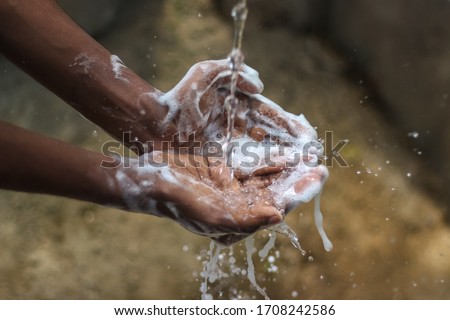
314 193 333 252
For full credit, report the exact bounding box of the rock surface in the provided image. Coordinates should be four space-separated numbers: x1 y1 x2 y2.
0 0 448 299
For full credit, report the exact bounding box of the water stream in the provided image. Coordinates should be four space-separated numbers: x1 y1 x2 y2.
223 0 248 172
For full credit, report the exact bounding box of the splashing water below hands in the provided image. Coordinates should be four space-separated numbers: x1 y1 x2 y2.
197 92 332 298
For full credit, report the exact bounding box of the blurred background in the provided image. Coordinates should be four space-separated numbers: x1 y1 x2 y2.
0 0 449 299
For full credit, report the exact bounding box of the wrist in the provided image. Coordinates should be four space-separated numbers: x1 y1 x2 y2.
98 156 170 215
74 53 168 146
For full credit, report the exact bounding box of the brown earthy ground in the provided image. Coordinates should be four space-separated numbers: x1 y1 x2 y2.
0 0 448 299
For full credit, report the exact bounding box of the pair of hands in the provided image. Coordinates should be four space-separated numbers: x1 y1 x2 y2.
115 60 328 244
0 0 327 245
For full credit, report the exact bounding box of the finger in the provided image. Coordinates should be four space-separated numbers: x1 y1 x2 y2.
248 97 299 138
234 163 285 180
212 65 264 95
247 94 320 144
293 173 322 193
252 163 285 176
240 175 277 189
293 166 328 193
278 166 329 213
192 60 263 94
208 159 235 189
239 64 264 94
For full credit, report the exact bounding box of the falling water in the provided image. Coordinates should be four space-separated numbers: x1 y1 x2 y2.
245 235 270 300
275 221 307 256
223 0 248 170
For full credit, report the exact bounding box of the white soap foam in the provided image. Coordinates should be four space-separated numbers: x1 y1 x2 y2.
110 54 130 83
70 53 98 74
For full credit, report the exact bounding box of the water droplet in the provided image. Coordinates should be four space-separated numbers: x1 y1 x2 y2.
408 131 419 139
291 290 299 298
182 245 189 252
268 265 278 273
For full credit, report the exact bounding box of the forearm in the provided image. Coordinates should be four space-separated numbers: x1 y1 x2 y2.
0 0 167 145
0 121 123 207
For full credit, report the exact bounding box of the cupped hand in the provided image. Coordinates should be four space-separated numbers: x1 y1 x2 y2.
136 59 264 151
112 144 328 245
112 151 284 244
136 59 319 155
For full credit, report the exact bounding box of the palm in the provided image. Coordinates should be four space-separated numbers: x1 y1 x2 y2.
138 152 281 243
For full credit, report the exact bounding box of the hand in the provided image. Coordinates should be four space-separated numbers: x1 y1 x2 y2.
104 60 329 244
139 59 322 166
136 60 264 151
111 151 283 244
111 143 328 245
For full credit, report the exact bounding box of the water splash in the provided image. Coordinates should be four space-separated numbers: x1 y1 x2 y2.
245 235 270 300
275 221 306 255
200 241 226 299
